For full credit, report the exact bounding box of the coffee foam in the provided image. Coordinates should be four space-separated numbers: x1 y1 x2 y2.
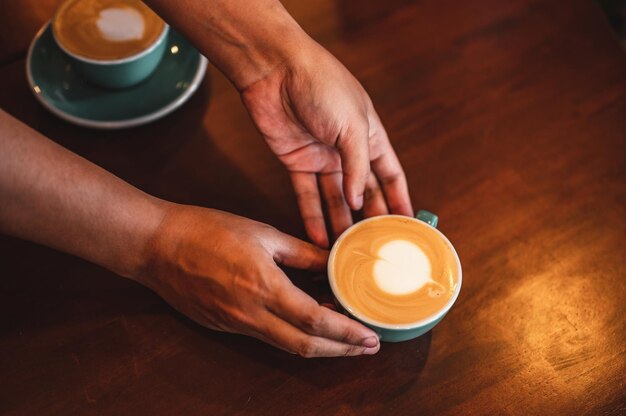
332 216 459 325
373 239 445 295
53 0 165 61
96 7 145 42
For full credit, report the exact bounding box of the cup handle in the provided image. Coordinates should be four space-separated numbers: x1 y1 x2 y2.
416 209 438 228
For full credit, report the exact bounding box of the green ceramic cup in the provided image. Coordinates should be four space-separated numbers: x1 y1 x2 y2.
51 19 169 89
328 210 462 342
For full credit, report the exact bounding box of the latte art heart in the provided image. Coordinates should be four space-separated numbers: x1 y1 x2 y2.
373 240 434 295
96 7 145 42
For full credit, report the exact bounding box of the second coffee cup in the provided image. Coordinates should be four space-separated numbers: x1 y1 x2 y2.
52 0 169 89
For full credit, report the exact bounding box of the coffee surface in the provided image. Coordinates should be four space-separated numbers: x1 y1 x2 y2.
332 216 459 325
53 0 165 60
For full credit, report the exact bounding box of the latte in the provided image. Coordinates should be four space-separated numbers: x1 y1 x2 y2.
330 216 460 325
53 0 166 61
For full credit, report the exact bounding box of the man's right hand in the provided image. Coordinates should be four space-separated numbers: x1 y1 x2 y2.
139 204 380 357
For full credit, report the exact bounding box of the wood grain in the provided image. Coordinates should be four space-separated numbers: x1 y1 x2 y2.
1 0 625 415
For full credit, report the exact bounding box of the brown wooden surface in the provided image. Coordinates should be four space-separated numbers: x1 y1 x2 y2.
1 0 626 414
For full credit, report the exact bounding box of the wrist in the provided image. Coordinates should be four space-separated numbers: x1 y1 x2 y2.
131 203 208 288
221 7 313 90
113 196 171 281
145 0 314 90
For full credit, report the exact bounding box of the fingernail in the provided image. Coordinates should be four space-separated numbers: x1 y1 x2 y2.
363 345 380 355
354 194 364 210
362 336 379 348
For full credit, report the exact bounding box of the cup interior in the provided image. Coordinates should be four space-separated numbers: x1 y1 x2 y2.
51 1 169 65
327 215 462 330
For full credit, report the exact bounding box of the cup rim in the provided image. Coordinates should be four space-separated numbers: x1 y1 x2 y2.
327 214 463 331
52 7 170 65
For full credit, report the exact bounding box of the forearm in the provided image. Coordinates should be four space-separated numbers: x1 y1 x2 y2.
144 0 312 90
0 109 167 278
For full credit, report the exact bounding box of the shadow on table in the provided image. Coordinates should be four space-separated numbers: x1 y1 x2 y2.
173 303 433 393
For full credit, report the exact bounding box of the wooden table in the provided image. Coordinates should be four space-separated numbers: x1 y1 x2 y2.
1 0 625 414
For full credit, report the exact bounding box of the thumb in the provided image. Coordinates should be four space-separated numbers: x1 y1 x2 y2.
336 122 370 210
269 230 329 271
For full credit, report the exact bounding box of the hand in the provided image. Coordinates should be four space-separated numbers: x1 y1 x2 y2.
242 42 413 247
143 0 413 247
139 204 380 357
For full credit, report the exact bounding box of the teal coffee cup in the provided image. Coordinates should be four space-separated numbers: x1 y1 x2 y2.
328 211 462 342
51 1 169 89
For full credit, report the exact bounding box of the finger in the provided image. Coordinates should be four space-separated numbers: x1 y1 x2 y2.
269 229 329 272
319 172 353 239
336 123 370 210
362 173 389 218
269 275 379 348
371 144 414 216
257 312 379 358
290 172 329 248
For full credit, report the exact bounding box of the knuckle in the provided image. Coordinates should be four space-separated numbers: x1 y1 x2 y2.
343 344 362 357
295 190 319 203
263 280 283 306
218 306 248 330
380 171 406 187
250 283 270 306
301 310 323 333
345 117 369 138
255 273 281 305
339 326 356 344
258 223 278 236
233 270 277 307
233 312 253 329
301 214 324 224
296 339 318 358
325 193 346 208
379 173 400 186
364 184 381 201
